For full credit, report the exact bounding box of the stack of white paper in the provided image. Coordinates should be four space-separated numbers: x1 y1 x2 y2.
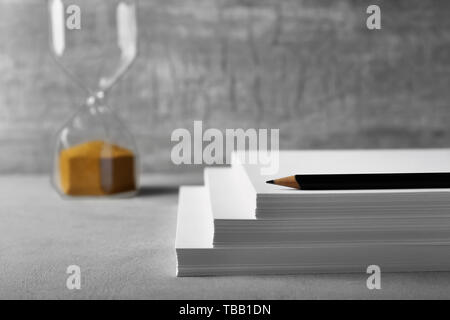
176 149 450 276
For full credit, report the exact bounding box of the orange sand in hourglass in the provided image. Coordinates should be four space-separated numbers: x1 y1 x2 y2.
59 140 136 196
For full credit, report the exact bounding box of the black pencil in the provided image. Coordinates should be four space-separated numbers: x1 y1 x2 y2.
266 173 450 190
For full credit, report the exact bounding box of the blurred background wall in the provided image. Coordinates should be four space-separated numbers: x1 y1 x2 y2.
0 0 449 174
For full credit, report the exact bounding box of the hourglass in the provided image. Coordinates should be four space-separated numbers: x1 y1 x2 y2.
48 0 139 197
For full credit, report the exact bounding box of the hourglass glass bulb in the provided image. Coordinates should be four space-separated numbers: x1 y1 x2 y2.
49 0 137 95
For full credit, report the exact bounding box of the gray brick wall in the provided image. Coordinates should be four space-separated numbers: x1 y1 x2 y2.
0 0 449 173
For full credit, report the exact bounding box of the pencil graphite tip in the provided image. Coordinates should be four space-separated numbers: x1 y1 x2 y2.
266 180 275 184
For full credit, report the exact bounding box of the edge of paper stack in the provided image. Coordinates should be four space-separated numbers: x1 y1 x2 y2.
175 149 450 276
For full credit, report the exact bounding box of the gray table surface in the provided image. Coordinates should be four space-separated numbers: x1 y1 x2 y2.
1 175 450 300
